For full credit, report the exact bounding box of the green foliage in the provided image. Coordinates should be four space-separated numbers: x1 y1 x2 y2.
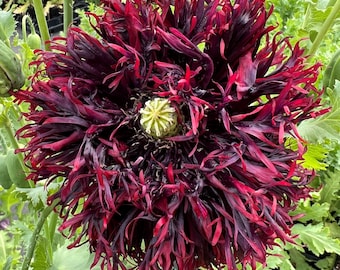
76 3 104 38
303 0 339 41
2 256 13 270
51 242 101 270
31 236 52 270
0 231 11 267
319 170 340 204
264 245 296 270
323 49 340 89
0 185 21 214
288 248 315 270
292 223 340 256
0 154 12 189
0 218 32 269
285 138 328 170
0 10 16 42
301 143 329 170
264 159 340 270
263 3 340 264
10 219 34 246
315 254 338 270
0 39 26 94
5 149 29 188
298 81 340 143
267 0 340 82
16 182 60 208
262 220 340 270
290 200 330 223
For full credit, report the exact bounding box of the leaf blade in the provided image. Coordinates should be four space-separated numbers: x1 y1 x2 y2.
292 223 340 256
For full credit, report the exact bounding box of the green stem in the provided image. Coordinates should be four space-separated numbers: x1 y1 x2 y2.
0 233 6 259
43 206 59 265
43 217 54 264
48 177 63 245
308 0 340 58
3 117 34 188
302 3 311 30
22 15 38 42
21 199 60 270
49 211 59 246
63 0 74 34
22 15 28 42
32 0 51 50
44 210 59 265
10 106 27 136
3 120 20 151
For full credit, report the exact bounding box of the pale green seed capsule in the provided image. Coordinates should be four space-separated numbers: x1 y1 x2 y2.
140 98 178 138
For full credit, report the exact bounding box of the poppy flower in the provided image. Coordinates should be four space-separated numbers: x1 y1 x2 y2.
15 0 324 269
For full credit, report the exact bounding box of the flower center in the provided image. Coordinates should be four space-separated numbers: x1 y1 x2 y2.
139 98 178 138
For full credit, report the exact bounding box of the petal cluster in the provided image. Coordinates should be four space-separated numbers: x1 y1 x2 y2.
15 0 324 269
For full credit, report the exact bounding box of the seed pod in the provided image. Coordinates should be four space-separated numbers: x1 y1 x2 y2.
0 154 12 189
27 32 42 50
5 149 29 188
0 40 25 97
323 49 340 89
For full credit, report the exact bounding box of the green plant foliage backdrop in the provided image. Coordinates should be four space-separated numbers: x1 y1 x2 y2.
0 0 339 269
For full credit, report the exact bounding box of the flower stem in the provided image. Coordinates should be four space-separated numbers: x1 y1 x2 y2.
21 199 60 270
22 15 37 42
63 0 74 34
2 116 34 188
3 120 20 153
0 233 6 259
22 15 28 42
32 0 51 50
308 0 340 58
49 210 59 241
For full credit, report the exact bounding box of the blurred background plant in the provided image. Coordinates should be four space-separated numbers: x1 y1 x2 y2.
262 1 340 269
0 0 339 269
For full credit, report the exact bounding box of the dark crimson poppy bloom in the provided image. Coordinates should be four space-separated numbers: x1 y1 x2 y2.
15 0 325 269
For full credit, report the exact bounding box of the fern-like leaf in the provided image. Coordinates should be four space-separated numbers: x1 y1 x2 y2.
292 223 340 256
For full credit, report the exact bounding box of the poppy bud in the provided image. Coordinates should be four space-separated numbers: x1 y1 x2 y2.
27 32 42 50
0 40 25 97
